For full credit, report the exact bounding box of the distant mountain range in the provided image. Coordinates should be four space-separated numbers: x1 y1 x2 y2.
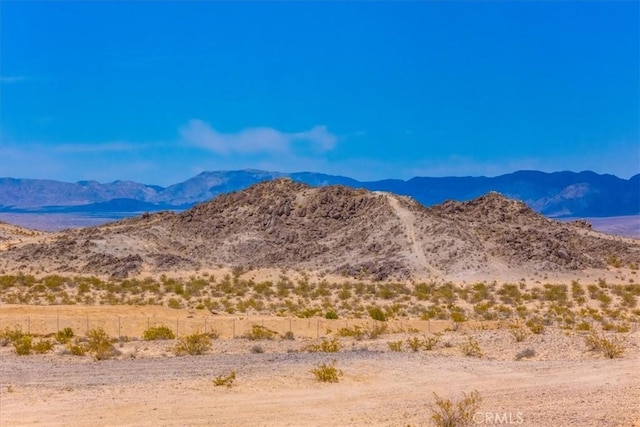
0 169 638 218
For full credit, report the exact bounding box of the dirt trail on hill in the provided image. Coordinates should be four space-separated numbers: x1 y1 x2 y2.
386 194 429 271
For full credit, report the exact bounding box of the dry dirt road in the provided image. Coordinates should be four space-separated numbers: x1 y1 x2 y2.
1 342 639 427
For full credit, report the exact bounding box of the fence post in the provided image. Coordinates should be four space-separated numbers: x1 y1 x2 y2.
428 319 431 334
289 318 292 333
57 315 60 332
27 316 30 335
176 319 179 338
118 317 121 339
86 316 89 335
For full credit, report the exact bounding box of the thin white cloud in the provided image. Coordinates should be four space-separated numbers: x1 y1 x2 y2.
179 120 337 155
0 76 26 84
53 142 142 153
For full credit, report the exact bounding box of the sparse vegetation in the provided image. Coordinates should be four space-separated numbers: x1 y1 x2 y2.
213 371 236 387
515 348 536 361
55 327 75 344
244 325 277 341
460 336 483 358
173 333 212 356
387 340 403 352
310 360 342 383
86 327 119 360
430 390 482 427
143 325 176 341
303 338 341 353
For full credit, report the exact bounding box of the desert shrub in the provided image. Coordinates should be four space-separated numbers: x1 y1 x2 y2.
325 310 339 319
55 327 75 344
304 338 341 353
515 348 536 361
213 371 236 387
585 332 626 358
364 322 388 339
143 325 176 341
13 335 33 355
173 333 212 356
368 306 387 322
460 336 483 358
68 339 87 356
406 336 423 352
310 360 342 383
509 323 530 342
387 340 404 352
86 328 119 360
244 325 276 340
1 326 25 346
430 390 482 427
575 320 591 331
525 317 546 335
423 335 441 351
336 322 388 340
32 339 54 354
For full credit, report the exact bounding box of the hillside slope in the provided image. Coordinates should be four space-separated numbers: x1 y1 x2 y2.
2 180 638 281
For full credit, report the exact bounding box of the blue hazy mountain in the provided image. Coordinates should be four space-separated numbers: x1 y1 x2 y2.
1 170 638 218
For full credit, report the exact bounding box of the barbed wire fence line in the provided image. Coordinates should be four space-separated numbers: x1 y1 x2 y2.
0 315 489 340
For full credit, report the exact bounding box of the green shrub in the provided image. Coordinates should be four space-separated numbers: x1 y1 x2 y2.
324 310 339 319
55 327 75 344
304 338 341 353
311 360 342 383
525 317 546 335
68 340 87 356
86 328 118 360
1 326 25 346
423 335 441 351
173 333 212 356
368 306 387 322
387 340 404 352
430 390 482 427
13 335 33 355
143 325 176 341
585 332 626 358
32 339 54 354
244 325 276 340
406 336 423 352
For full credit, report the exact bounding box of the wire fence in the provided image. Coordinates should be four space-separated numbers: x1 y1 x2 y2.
0 315 499 340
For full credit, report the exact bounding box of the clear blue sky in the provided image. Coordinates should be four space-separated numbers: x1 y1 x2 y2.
1 1 638 185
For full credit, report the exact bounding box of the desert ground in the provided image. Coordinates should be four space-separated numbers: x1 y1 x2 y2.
1 304 639 427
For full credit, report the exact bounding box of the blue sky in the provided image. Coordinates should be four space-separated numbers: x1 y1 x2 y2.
1 1 638 186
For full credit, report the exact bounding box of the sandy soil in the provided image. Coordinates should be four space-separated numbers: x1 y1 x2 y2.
1 311 638 427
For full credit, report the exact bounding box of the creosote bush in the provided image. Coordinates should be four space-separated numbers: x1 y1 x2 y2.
584 331 626 359
55 327 75 344
303 338 342 353
310 360 342 383
387 340 404 352
430 390 482 427
244 325 277 341
86 327 119 360
143 325 176 341
173 333 212 356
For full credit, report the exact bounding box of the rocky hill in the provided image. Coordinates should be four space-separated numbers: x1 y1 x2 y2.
1 180 638 281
